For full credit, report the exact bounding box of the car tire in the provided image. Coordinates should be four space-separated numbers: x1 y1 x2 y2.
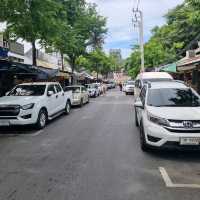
87 96 90 104
36 109 47 129
140 121 150 152
80 99 83 107
64 101 71 115
135 109 139 127
126 92 128 95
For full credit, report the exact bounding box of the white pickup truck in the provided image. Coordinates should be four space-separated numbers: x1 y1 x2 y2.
0 82 72 129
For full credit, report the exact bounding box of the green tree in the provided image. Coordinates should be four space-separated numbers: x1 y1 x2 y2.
0 0 61 66
52 0 107 83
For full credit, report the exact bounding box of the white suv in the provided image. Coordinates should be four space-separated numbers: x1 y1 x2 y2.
134 81 200 151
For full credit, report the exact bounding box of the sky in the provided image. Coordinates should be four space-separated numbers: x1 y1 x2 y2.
87 0 184 58
1 0 184 58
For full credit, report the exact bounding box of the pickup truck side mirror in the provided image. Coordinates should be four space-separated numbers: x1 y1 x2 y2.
47 91 54 97
134 101 144 109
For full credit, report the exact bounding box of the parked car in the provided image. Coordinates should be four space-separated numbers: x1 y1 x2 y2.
134 72 173 101
134 80 200 151
125 81 135 95
65 85 89 107
0 82 72 129
93 83 101 95
86 84 99 98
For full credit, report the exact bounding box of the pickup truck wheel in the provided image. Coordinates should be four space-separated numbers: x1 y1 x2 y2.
36 109 47 129
64 101 71 115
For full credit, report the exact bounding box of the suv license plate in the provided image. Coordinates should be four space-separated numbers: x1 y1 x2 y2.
180 138 200 145
0 121 10 126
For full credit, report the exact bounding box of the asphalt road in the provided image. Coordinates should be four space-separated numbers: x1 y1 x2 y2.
0 89 200 200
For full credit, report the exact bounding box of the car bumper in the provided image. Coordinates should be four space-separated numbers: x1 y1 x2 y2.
144 119 200 149
0 110 38 126
72 99 81 105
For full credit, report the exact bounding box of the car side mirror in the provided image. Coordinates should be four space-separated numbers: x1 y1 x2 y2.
47 91 54 96
134 101 144 109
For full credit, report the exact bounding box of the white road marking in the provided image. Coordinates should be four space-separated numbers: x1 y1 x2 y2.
159 167 200 189
159 167 173 187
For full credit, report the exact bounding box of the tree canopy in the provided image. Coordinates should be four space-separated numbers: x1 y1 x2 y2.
0 0 107 80
126 0 200 78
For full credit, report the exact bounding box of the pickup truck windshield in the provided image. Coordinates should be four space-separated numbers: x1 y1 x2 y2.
147 88 200 107
9 85 46 96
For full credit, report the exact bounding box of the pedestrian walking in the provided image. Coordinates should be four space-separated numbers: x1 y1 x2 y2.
119 82 122 91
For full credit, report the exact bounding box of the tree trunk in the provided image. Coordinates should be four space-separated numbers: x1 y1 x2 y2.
71 59 75 85
61 53 64 71
32 41 37 66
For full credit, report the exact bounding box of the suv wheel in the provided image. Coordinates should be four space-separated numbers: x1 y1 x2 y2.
36 109 47 129
64 101 71 115
140 121 150 152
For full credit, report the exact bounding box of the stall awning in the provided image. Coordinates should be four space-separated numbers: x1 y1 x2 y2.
56 71 70 79
160 63 177 73
0 60 59 80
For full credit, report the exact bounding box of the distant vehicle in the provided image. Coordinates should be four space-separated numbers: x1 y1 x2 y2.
85 84 99 98
110 81 116 89
94 83 102 95
134 80 200 151
134 72 173 100
65 85 89 107
125 81 135 95
0 82 72 129
122 82 127 92
106 83 112 89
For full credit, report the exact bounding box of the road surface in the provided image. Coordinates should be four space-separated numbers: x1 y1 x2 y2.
0 89 200 200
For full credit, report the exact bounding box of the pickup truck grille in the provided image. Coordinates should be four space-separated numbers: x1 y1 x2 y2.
0 105 20 116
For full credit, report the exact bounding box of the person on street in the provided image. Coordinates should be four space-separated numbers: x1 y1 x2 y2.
119 82 122 91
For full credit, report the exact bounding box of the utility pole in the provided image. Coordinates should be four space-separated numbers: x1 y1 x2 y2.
132 7 145 72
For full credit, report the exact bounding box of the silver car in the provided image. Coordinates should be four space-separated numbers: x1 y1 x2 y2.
65 85 89 107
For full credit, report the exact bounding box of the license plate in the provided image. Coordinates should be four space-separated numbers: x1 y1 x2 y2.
180 138 200 145
0 120 10 126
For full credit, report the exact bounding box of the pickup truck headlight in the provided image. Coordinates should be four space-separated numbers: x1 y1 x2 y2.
147 112 169 127
21 103 35 110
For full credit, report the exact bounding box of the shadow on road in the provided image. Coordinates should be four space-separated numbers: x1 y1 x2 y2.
147 149 200 163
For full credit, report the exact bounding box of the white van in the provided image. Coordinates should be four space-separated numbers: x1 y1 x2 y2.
134 72 173 100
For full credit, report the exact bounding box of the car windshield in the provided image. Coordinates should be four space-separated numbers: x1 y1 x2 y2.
147 88 200 107
66 87 80 93
87 85 95 89
8 85 46 96
127 81 135 86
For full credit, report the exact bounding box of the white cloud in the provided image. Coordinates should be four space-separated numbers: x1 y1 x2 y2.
87 0 184 58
